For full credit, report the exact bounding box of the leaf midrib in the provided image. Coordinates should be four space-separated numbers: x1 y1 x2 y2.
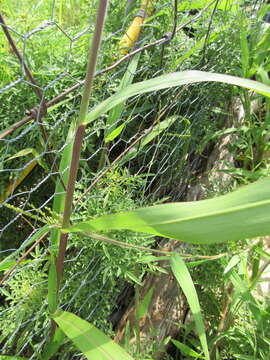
112 197 270 228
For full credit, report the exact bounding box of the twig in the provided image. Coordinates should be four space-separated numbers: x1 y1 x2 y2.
0 232 48 286
0 14 67 191
83 231 172 255
209 282 234 359
201 0 220 64
78 231 241 260
0 12 48 150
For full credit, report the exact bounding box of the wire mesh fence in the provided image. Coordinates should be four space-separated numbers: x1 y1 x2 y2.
0 0 266 358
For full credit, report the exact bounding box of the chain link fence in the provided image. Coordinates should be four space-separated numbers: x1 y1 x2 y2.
0 0 265 358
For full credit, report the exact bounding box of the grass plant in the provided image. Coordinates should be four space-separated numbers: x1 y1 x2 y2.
1 1 270 359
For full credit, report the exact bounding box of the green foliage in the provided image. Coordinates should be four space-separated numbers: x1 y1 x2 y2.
2 1 270 360
59 169 154 330
0 259 48 351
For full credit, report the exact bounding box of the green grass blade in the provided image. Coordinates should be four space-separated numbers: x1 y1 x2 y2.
170 254 209 360
0 259 33 272
119 115 179 166
255 247 270 260
52 119 76 218
254 27 270 66
233 355 257 360
171 339 205 358
229 269 263 326
41 327 66 360
50 119 77 250
136 287 153 320
52 310 134 360
85 71 270 125
105 53 140 139
139 116 178 147
105 122 125 143
223 255 241 275
6 147 39 161
64 177 270 245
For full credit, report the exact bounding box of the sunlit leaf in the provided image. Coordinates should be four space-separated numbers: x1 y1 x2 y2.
105 52 140 140
85 71 270 125
170 254 209 359
178 0 241 12
64 177 270 245
255 247 270 260
223 255 241 275
6 148 39 161
53 310 134 360
105 123 125 143
136 287 153 320
0 259 32 272
171 339 204 358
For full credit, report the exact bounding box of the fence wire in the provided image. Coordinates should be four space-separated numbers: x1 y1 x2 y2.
0 0 266 358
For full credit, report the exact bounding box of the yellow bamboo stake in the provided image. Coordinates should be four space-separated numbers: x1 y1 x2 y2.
119 0 155 54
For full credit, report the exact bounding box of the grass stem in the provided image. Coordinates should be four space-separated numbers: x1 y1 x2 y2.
55 0 109 293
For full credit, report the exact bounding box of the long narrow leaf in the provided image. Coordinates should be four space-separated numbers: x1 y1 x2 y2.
64 177 270 245
105 53 140 139
119 115 178 165
170 254 209 359
171 339 204 358
41 327 66 360
0 259 32 272
52 119 76 219
136 287 153 320
50 120 76 250
85 71 270 125
223 255 241 275
53 310 134 360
